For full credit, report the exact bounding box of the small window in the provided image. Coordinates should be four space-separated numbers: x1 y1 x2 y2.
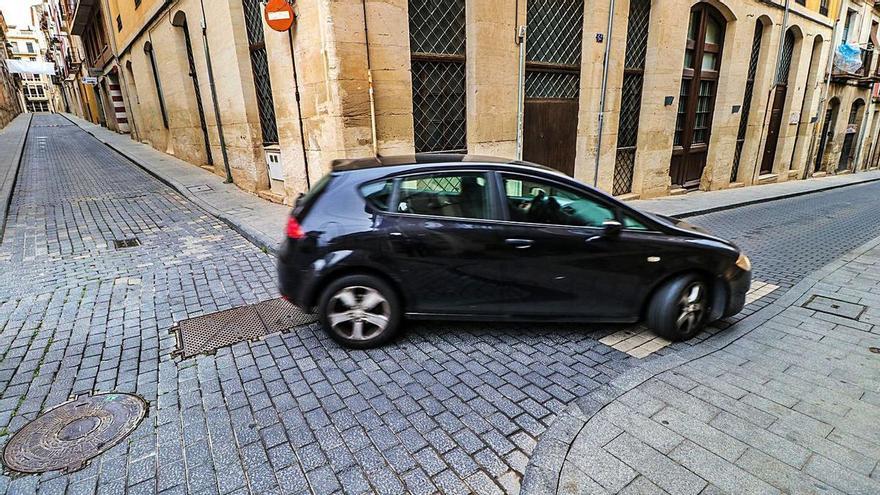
361 180 394 212
117 15 123 32
502 174 615 227
397 172 490 220
135 0 142 7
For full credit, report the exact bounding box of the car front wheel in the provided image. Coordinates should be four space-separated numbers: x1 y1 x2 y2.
317 275 402 348
647 274 709 341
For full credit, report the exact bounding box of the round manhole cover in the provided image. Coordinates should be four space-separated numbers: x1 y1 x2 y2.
2 393 147 474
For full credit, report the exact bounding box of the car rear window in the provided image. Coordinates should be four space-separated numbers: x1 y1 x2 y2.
294 174 333 217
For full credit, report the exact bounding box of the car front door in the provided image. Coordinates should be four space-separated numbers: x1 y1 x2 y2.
491 172 668 320
380 170 510 315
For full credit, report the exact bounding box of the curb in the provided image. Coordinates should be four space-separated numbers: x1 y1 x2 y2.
59 113 281 256
520 233 880 494
0 114 33 241
651 174 880 219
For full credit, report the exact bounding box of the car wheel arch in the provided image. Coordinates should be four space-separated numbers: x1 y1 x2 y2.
307 266 407 313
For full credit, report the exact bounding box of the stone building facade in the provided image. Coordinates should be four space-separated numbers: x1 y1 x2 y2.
0 11 23 128
815 0 880 175
97 0 880 205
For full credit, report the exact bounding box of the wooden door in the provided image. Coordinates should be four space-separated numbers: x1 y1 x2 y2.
522 0 584 176
814 106 835 172
761 85 787 174
523 100 578 176
670 5 725 189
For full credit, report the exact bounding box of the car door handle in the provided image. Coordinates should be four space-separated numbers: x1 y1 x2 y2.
505 238 534 249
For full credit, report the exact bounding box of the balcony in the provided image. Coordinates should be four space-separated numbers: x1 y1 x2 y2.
69 0 99 35
832 45 880 86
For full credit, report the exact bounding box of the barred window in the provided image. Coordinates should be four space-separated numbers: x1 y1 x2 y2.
409 0 466 153
242 0 278 145
731 22 764 183
612 0 650 196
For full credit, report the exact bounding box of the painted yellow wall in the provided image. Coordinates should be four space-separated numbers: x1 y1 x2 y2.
81 82 101 124
106 0 162 48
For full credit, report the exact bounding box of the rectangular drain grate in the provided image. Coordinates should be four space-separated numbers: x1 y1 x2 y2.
171 298 317 358
802 295 867 320
113 238 140 249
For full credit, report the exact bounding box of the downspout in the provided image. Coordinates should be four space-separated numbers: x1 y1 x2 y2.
198 0 233 183
362 0 378 157
287 28 311 189
594 0 616 187
804 0 846 178
515 25 527 161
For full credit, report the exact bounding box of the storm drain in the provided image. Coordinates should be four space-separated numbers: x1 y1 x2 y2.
1 393 147 474
802 295 867 320
112 238 140 249
171 298 317 358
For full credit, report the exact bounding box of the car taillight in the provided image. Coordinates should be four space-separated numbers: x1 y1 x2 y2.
286 217 305 239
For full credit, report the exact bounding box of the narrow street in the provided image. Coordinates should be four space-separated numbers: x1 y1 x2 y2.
1 114 880 494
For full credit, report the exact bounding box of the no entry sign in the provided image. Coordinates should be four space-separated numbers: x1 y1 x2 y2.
264 0 295 32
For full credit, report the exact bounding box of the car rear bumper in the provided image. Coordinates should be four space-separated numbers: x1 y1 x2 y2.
277 241 317 310
724 268 751 317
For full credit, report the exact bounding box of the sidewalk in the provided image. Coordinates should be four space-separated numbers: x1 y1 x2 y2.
0 114 32 236
523 235 880 494
61 113 290 254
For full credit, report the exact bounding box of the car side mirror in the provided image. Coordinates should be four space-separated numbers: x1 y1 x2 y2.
602 220 623 237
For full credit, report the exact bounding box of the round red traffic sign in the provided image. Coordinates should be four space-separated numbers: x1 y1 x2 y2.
264 0 295 32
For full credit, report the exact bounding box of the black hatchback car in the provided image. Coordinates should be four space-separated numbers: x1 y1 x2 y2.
278 155 751 348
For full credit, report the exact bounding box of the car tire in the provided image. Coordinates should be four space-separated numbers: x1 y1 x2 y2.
647 273 710 341
317 274 402 349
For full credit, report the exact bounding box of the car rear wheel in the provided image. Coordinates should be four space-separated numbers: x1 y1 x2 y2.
647 274 709 341
317 275 402 348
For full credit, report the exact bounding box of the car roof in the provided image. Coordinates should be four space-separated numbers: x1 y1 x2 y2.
331 154 562 175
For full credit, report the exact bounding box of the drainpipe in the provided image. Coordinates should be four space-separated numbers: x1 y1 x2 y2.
593 0 616 187
804 0 847 178
287 28 311 189
362 0 378 157
198 0 233 183
515 25 527 161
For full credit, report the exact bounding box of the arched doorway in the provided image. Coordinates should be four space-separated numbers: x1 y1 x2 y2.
838 98 865 172
760 28 797 175
815 97 839 173
670 3 726 189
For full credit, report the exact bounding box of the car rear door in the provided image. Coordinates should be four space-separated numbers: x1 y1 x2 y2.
490 172 668 320
380 170 511 315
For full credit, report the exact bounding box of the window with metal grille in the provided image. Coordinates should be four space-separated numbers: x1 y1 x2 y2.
525 0 584 100
731 21 763 183
778 30 795 84
819 0 828 16
409 0 466 153
242 0 278 145
612 0 650 196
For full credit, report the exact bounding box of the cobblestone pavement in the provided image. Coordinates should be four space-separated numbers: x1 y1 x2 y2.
0 117 641 494
547 236 880 495
3 115 880 495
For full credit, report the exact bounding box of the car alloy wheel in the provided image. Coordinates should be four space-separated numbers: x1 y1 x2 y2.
676 282 706 335
326 286 391 341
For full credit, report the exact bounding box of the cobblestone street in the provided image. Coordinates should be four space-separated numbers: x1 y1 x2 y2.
2 114 880 494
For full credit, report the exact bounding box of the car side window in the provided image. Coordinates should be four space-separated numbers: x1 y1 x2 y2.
397 172 491 220
502 174 615 227
622 214 649 230
361 180 394 211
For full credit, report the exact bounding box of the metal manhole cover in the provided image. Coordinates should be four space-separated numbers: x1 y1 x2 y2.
112 238 140 249
172 298 316 358
802 295 867 320
254 298 318 333
2 393 147 474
